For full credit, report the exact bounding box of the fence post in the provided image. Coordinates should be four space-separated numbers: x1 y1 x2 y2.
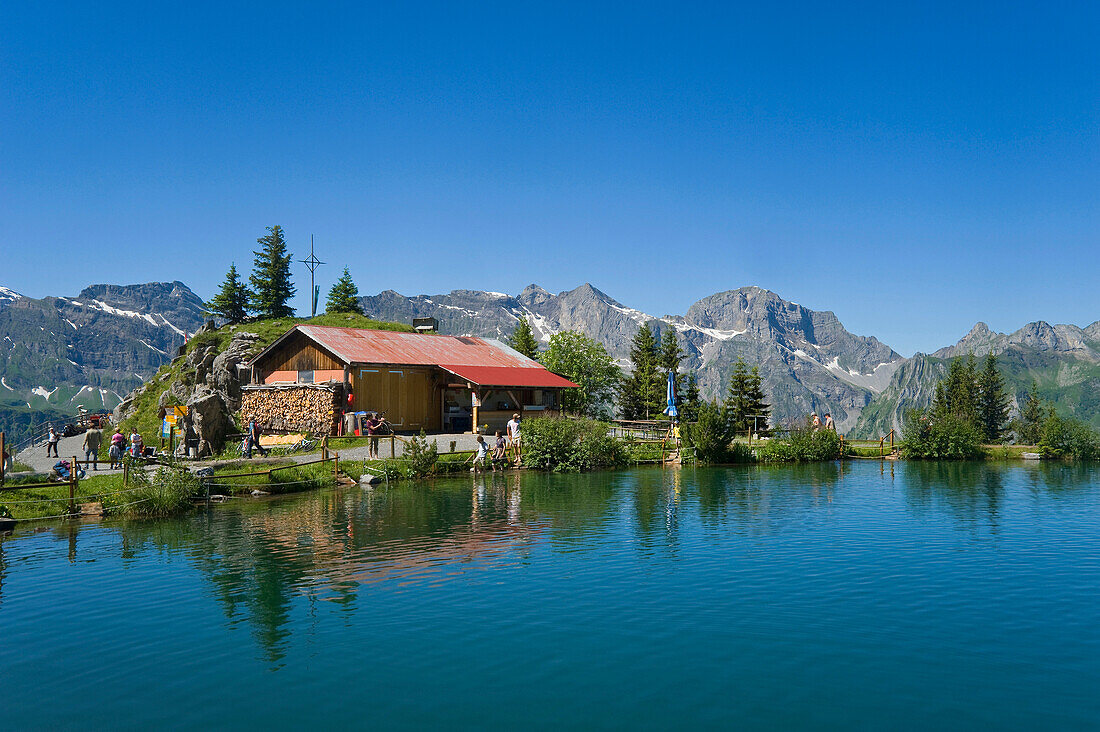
69 455 77 515
321 436 328 461
334 454 339 482
390 435 395 459
123 459 129 487
0 430 5 484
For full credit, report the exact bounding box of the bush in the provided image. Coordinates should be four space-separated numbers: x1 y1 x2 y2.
404 430 439 477
756 424 841 463
899 410 984 460
680 401 752 464
522 416 628 472
1039 413 1100 460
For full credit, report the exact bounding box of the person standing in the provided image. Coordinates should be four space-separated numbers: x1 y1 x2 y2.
823 413 836 432
109 429 125 469
130 430 144 459
506 413 522 465
82 425 103 471
468 435 490 473
46 426 60 458
811 412 821 431
364 413 381 459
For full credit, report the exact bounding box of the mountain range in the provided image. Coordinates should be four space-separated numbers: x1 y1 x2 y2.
1 279 1097 441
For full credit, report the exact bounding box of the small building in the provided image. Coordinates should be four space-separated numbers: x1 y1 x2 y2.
242 325 578 434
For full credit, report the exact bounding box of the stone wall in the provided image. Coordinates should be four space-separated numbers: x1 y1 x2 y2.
241 383 343 436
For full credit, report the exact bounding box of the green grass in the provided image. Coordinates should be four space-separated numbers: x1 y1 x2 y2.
10 461 33 473
115 313 413 454
982 444 1040 460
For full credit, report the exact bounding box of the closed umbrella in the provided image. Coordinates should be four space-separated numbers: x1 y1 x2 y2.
664 371 678 419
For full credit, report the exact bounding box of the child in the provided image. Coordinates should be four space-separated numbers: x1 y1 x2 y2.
491 430 508 471
110 429 125 469
468 435 489 473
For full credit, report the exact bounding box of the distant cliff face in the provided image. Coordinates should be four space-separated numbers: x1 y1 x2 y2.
0 281 207 419
361 283 903 432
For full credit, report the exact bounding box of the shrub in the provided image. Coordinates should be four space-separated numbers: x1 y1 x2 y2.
756 423 841 463
404 430 439 477
1039 412 1100 460
522 416 628 472
899 410 984 460
681 400 750 464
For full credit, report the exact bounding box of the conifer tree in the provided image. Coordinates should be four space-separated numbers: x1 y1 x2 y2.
325 267 363 314
205 263 250 324
745 366 771 436
1019 380 1046 445
680 371 702 423
722 358 753 435
976 353 1011 443
248 225 296 318
509 317 539 359
933 354 980 424
620 324 662 419
658 328 685 414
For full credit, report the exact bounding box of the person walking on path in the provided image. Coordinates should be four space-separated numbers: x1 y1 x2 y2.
109 429 125 469
46 426 60 458
82 426 103 471
244 417 268 459
506 413 522 465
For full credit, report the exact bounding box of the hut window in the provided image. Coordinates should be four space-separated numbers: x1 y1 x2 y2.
297 370 314 384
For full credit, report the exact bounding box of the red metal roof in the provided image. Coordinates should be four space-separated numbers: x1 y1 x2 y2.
252 325 553 370
438 364 578 388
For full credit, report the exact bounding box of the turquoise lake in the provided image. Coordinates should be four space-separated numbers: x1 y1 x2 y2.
2 461 1099 729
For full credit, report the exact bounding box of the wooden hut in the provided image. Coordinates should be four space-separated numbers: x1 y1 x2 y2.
243 325 578 434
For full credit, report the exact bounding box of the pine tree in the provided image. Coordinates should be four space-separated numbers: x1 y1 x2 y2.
1019 380 1045 445
745 366 771 436
933 354 980 424
680 371 702 423
976 353 1011 443
620 324 662 419
205 263 250 324
325 267 363 314
722 358 753 435
509 317 539 359
248 225 296 318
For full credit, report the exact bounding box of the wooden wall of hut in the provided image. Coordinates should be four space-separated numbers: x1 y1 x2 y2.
350 366 441 431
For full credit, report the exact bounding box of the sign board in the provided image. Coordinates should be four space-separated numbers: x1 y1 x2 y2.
162 418 172 439
471 391 481 408
172 405 188 419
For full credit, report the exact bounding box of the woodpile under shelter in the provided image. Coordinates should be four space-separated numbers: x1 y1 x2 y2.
242 325 578 435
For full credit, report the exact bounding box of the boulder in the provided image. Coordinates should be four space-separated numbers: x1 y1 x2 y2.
187 389 231 457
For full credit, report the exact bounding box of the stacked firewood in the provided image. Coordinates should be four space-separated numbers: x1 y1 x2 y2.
241 384 341 435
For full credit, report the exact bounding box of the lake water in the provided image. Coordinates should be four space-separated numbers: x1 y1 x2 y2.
2 462 1099 729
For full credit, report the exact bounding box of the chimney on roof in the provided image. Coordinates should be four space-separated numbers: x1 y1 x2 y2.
413 317 439 333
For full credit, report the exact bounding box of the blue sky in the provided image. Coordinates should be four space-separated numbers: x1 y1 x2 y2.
2 1 1097 355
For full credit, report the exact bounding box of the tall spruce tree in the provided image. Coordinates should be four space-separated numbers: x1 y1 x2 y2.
933 354 980 424
205 263 250 324
680 371 702 423
1019 380 1046 445
745 366 771 436
976 353 1011 443
325 267 363 314
509 317 539 359
249 225 296 318
722 358 753 435
620 323 662 419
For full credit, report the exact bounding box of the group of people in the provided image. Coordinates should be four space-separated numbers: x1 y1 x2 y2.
44 424 141 470
469 413 523 473
810 412 836 432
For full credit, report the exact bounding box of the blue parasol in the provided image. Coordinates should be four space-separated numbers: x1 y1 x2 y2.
664 371 678 418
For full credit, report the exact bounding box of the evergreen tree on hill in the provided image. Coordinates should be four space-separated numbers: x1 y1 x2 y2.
325 267 363 314
722 358 752 435
205 263 250 324
509 317 539 359
249 225 296 318
976 353 1011 443
933 353 980 424
745 365 771 436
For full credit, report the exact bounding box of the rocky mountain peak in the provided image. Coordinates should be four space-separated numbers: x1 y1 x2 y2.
518 284 552 307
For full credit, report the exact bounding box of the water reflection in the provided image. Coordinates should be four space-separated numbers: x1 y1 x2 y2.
3 462 1100 664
